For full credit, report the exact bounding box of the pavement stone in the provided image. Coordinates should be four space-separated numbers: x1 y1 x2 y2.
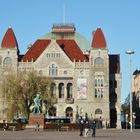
0 129 140 140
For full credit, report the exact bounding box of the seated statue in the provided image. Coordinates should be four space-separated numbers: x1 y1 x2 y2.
32 94 42 115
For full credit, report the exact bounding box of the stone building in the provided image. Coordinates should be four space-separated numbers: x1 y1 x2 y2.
133 70 140 107
132 70 140 126
0 24 121 128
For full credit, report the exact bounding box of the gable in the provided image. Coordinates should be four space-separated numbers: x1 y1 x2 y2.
21 39 88 62
56 40 88 62
21 40 51 62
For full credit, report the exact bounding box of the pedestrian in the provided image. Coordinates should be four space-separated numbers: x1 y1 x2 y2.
91 121 96 137
79 117 84 136
3 123 8 131
35 121 40 131
84 120 90 137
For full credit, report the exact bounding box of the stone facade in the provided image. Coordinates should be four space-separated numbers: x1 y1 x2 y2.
0 24 121 128
133 70 140 107
132 70 140 126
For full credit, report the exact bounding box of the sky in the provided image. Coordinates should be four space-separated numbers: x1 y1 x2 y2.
0 0 140 103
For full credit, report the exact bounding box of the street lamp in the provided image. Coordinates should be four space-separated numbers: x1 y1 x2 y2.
125 50 134 132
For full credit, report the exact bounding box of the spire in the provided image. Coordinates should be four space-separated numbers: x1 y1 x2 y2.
91 27 107 48
1 26 18 48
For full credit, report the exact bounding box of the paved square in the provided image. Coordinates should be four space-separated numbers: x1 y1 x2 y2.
0 129 140 140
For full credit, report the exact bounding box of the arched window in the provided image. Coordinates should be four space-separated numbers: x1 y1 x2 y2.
95 108 102 114
94 57 104 65
51 83 56 96
66 107 73 118
58 83 64 98
49 64 58 76
67 83 73 98
3 57 12 65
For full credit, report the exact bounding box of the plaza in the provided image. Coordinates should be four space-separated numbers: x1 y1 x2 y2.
0 129 140 140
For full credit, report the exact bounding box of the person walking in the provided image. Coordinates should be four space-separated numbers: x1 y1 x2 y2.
91 121 96 137
84 120 90 137
35 121 40 131
79 117 84 136
3 123 8 131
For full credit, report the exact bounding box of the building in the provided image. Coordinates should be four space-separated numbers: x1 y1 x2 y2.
132 70 140 126
0 24 121 128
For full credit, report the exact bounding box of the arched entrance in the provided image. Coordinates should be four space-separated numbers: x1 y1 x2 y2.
95 108 103 128
65 107 73 121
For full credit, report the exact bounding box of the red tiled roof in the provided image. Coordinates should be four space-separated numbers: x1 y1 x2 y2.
56 40 88 62
1 27 18 48
21 40 51 62
91 28 107 48
109 55 120 74
21 39 88 62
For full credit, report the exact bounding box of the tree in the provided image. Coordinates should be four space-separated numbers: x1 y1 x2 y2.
1 71 55 121
121 94 130 121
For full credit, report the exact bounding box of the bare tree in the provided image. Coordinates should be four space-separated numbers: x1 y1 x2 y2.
1 71 54 121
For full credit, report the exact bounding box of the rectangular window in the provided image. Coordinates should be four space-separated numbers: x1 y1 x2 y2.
94 76 104 99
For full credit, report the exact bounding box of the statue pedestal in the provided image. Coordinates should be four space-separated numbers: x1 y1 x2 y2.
28 114 45 128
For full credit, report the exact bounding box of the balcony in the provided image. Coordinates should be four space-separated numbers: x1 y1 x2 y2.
65 98 74 104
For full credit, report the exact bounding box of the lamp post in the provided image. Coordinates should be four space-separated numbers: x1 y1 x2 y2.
125 50 134 132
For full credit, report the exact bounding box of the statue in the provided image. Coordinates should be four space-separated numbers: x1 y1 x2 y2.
32 94 42 115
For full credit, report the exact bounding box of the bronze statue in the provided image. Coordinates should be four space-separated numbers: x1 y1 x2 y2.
32 94 41 114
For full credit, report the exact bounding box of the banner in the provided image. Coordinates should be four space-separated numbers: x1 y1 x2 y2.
77 78 87 99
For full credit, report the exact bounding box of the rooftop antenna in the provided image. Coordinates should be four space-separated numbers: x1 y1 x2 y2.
63 4 66 24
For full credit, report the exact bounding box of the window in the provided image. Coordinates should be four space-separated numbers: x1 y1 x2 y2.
51 83 56 96
95 108 102 114
94 57 104 65
49 64 58 76
67 83 73 98
46 53 60 58
66 107 73 118
59 83 64 98
94 76 104 98
3 57 12 65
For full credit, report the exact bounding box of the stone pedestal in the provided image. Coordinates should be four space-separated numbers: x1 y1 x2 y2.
28 114 45 128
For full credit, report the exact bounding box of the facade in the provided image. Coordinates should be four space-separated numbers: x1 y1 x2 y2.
0 24 121 128
132 70 140 126
133 70 140 107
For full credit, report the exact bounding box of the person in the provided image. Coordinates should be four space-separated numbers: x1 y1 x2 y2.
91 121 96 137
35 122 40 131
79 117 84 136
3 123 8 131
84 120 90 137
